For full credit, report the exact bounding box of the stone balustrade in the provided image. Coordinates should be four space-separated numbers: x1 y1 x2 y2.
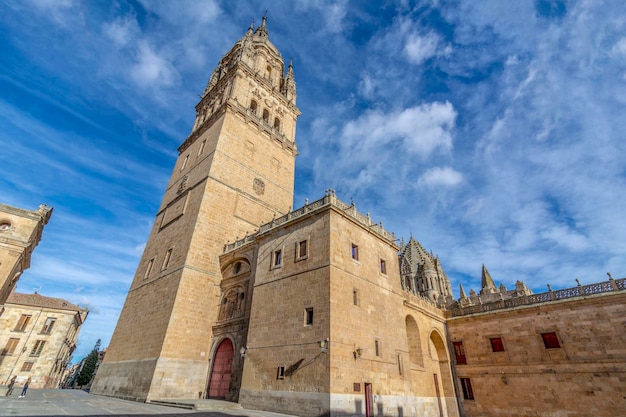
448 276 626 318
224 189 397 253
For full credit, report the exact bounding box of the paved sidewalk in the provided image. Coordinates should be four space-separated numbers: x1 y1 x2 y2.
0 389 297 417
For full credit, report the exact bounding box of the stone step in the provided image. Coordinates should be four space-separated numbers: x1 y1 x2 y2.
148 398 243 411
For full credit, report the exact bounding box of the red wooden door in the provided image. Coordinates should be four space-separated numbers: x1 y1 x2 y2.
364 383 373 417
208 339 233 398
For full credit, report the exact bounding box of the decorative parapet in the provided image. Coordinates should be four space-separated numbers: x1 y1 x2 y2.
223 189 397 253
447 276 626 318
402 290 444 318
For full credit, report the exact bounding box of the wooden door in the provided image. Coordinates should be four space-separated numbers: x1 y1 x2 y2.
208 339 233 398
364 383 373 417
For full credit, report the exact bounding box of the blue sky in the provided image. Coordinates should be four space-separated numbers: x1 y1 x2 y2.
1 0 625 362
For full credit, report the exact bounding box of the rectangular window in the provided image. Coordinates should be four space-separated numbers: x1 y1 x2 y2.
397 353 404 375
31 340 46 356
353 288 359 306
460 378 474 400
490 337 505 352
296 240 308 260
14 315 32 332
353 382 361 392
541 332 561 349
277 366 285 380
41 317 56 334
144 258 154 279
2 338 20 355
305 307 314 326
21 362 33 372
375 339 381 357
273 249 282 267
351 244 359 261
161 248 173 271
453 341 467 365
380 259 387 275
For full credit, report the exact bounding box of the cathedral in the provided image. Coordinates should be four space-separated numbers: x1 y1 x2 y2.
90 19 626 417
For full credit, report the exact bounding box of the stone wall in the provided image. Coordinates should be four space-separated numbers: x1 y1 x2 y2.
447 290 626 417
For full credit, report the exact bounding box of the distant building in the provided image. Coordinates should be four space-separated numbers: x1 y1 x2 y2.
0 292 88 389
0 203 52 305
92 18 626 417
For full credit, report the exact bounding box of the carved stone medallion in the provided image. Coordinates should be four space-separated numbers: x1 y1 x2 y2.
253 178 265 195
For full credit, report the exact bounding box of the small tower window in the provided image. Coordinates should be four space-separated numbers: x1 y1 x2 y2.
161 248 173 271
266 65 272 79
144 258 155 279
305 308 314 326
262 109 269 123
274 117 281 130
250 100 258 114
180 155 189 171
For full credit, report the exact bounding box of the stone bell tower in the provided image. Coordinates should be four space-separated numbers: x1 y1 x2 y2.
91 17 300 401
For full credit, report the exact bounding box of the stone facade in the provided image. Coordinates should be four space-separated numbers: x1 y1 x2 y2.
0 204 52 305
92 18 626 417
446 277 626 417
0 292 88 389
218 191 459 417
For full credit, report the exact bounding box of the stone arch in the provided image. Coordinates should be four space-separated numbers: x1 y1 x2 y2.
221 258 251 279
405 315 424 367
249 99 258 114
273 117 280 130
262 109 269 123
429 329 455 411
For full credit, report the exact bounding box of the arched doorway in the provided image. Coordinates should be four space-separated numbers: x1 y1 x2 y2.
208 338 233 398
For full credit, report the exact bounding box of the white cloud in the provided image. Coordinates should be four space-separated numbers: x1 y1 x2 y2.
405 31 441 65
342 101 456 157
324 2 348 33
418 166 463 188
130 41 178 87
103 17 139 47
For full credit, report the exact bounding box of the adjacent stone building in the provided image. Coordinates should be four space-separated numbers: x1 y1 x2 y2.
0 203 53 305
0 292 88 389
446 275 626 417
92 18 626 417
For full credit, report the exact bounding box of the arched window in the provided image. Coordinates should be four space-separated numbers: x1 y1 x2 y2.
266 65 272 79
274 117 280 130
262 109 269 123
250 100 258 114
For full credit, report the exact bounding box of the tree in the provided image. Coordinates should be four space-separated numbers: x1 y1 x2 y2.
76 339 100 387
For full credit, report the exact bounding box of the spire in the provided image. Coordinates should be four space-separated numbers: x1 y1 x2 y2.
286 59 294 80
459 284 468 299
254 13 269 39
481 264 497 292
